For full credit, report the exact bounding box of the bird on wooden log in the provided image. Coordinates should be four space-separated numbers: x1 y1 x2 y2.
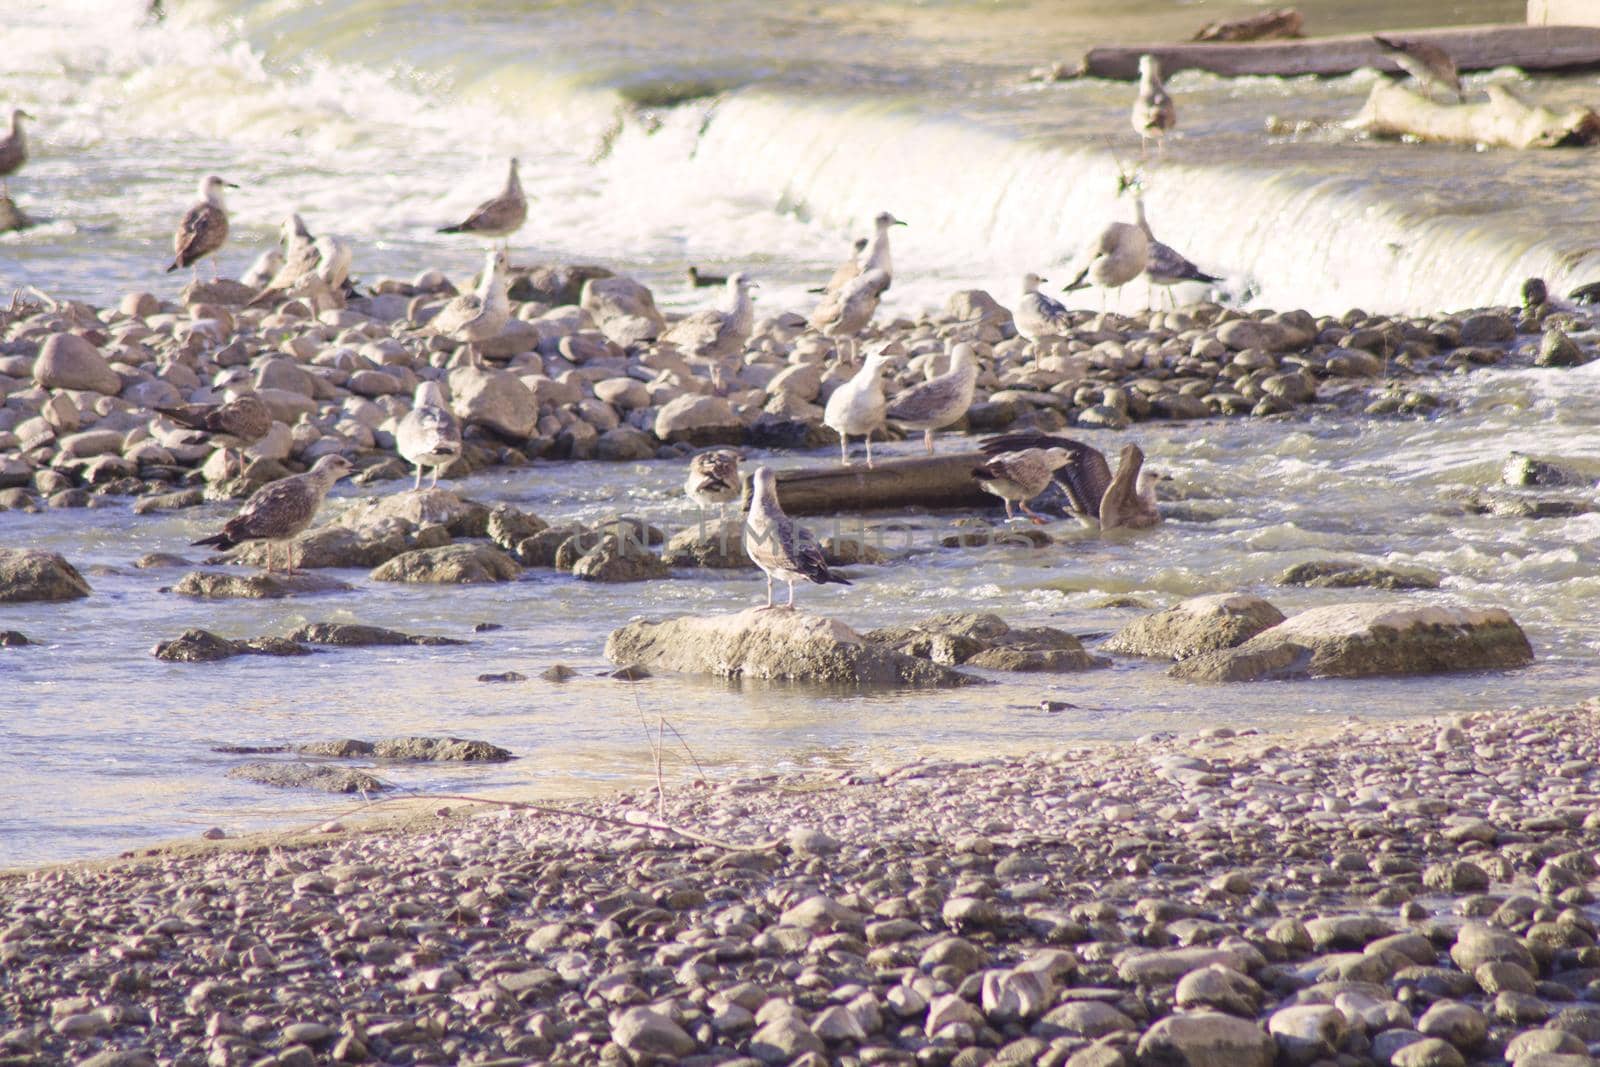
1372 35 1462 103
823 346 891 468
972 443 1079 523
885 343 978 454
981 432 1164 530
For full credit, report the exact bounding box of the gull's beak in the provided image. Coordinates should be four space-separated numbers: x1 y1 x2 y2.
18 110 34 121
1038 276 1049 284
224 181 240 189
892 216 908 227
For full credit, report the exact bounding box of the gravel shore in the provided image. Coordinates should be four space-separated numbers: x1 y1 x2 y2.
6 700 1600 1066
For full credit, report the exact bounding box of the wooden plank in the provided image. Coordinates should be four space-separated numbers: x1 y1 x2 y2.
1078 25 1600 80
758 453 995 517
1529 1 1600 29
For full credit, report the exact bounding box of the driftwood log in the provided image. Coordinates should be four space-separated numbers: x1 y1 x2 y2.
1350 81 1600 148
753 453 996 516
1078 25 1600 80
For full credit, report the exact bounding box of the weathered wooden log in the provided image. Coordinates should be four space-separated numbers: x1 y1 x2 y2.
754 453 996 517
1350 80 1600 148
1077 25 1600 80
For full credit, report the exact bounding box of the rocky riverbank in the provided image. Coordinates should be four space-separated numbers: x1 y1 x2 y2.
1 260 1596 513
6 700 1600 1067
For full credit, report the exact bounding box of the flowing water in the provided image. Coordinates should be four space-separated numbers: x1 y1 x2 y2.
4 0 1600 867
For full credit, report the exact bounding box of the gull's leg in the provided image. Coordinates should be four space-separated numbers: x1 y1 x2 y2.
1003 499 1017 521
414 466 423 491
1020 500 1048 525
784 579 797 610
924 429 935 455
762 573 775 610
864 430 874 470
430 464 442 490
839 433 850 467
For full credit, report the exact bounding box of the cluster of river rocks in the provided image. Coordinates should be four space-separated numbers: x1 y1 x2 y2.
0 261 1596 510
7 700 1600 1067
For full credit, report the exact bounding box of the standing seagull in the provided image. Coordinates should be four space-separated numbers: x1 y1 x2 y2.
663 272 758 366
810 237 870 294
886 342 979 454
1133 196 1219 306
426 249 510 364
982 432 1163 529
1132 55 1176 155
246 213 317 305
395 381 462 490
1064 218 1150 312
437 157 527 250
744 466 851 610
1014 273 1075 349
191 455 353 574
684 449 742 524
166 174 237 281
1373 35 1462 102
971 444 1077 523
0 109 33 198
823 347 891 468
809 267 891 365
832 212 906 294
158 394 273 478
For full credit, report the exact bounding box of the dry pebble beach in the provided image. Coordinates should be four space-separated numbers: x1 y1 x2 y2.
8 702 1600 1066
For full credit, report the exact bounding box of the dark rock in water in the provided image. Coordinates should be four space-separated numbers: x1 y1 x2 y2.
216 524 410 570
1522 277 1548 308
370 737 513 762
212 744 290 754
134 552 192 569
485 504 548 552
607 664 653 681
475 622 504 633
369 544 521 584
0 630 33 647
152 629 314 662
478 671 526 683
573 535 671 583
744 414 835 451
941 524 1054 549
821 534 887 566
1570 280 1600 306
226 762 388 793
1105 594 1287 660
1502 452 1591 488
541 664 577 682
868 612 1107 673
0 196 33 233
133 488 205 514
1170 602 1533 683
167 571 354 599
0 548 92 603
1457 312 1515 346
1536 327 1591 368
515 525 585 567
1276 560 1441 591
1463 491 1592 519
297 739 375 758
288 622 466 647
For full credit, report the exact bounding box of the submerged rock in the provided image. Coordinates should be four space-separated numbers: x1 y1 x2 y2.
370 737 513 762
167 571 354 599
1171 602 1534 683
0 548 92 603
606 608 972 687
0 630 33 647
225 762 388 793
152 629 313 663
1275 560 1441 591
369 544 521 584
212 524 410 570
1104 594 1286 660
868 612 1108 672
288 622 466 647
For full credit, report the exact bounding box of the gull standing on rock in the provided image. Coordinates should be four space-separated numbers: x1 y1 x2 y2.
191 455 353 574
823 347 891 468
812 235 874 294
157 394 273 477
1132 55 1176 155
437 157 527 250
886 342 978 454
809 267 891 365
1064 218 1150 312
663 272 757 367
0 108 33 198
395 381 462 490
1373 35 1462 102
971 443 1077 523
426 249 510 365
246 214 317 305
745 466 851 610
1015 273 1075 349
166 174 237 281
1133 196 1219 306
685 449 742 524
983 432 1163 529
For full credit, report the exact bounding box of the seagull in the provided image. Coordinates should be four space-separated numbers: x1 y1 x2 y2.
1132 55 1176 155
1064 218 1150 312
191 455 353 574
246 214 317 305
395 381 462 490
687 265 727 289
662 272 757 366
166 174 237 281
437 157 527 249
1015 273 1075 348
0 109 33 198
1373 35 1462 102
1133 195 1219 306
811 235 873 294
886 342 978 454
685 449 741 524
240 246 284 289
157 394 273 478
426 249 510 364
982 432 1164 530
744 466 851 610
823 346 891 468
971 444 1077 523
809 267 891 365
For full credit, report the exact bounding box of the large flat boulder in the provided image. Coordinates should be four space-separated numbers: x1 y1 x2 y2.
605 609 972 688
0 548 92 602
1104 594 1286 660
209 525 410 570
166 571 354 599
369 544 521 584
867 611 1108 672
338 488 490 537
33 333 121 395
1170 602 1534 683
448 365 538 440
